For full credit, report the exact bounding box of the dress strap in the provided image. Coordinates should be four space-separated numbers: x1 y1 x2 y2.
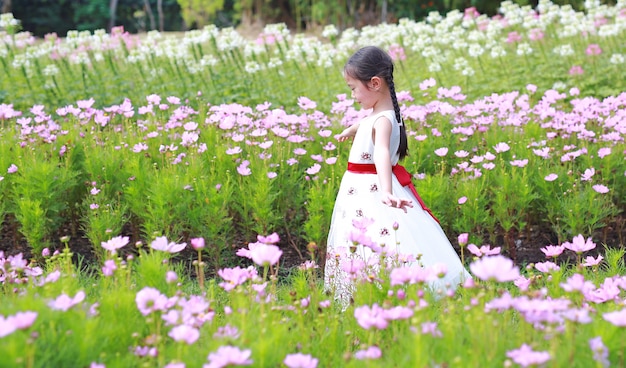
347 162 440 223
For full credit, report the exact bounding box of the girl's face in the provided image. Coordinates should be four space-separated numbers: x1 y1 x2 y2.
344 73 377 110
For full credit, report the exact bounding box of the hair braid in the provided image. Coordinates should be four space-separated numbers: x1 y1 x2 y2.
387 74 408 161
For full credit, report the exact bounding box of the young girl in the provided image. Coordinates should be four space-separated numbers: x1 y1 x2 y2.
324 46 471 306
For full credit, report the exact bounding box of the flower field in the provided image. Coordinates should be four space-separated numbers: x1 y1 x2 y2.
1 0 626 367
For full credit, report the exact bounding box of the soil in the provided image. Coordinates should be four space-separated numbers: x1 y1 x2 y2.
1 213 625 276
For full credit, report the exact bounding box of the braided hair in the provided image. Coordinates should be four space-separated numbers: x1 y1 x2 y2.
344 46 408 161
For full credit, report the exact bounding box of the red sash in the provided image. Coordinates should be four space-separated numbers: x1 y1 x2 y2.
347 162 440 223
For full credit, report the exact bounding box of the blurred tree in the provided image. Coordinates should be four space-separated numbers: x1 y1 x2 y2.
176 0 225 29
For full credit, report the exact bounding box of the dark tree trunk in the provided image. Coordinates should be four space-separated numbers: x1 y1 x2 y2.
143 0 156 31
157 0 164 31
108 0 119 32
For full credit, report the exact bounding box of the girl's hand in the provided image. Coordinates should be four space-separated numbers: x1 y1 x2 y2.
335 129 353 142
381 192 413 213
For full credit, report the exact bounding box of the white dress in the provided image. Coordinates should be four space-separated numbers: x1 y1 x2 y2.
324 110 471 305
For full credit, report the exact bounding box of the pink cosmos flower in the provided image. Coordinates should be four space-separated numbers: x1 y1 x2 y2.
469 255 520 282
101 236 129 253
510 159 529 167
213 324 240 339
48 290 86 311
218 266 258 291
586 44 602 56
560 273 595 293
7 164 18 174
435 147 448 157
506 344 551 367
458 233 469 246
283 353 318 368
493 142 510 153
297 97 317 110
458 196 467 205
467 244 501 257
191 237 205 250
226 147 242 155
602 309 626 327
388 44 406 61
419 78 436 90
540 244 565 258
589 336 610 367
534 261 560 273
569 65 584 75
354 346 382 360
257 232 280 244
354 304 388 330
544 173 558 181
592 184 609 194
389 265 433 285
204 345 253 368
102 260 117 277
597 147 611 158
306 163 321 175
168 324 200 345
582 255 603 267
236 160 251 176
150 236 187 253
563 235 596 254
581 168 595 181
249 243 282 267
166 271 178 284
421 321 443 337
135 287 168 316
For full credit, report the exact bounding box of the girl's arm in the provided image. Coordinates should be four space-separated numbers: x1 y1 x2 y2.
373 117 413 212
335 122 360 142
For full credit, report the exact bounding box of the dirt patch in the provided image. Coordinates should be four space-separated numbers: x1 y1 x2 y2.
1 214 625 275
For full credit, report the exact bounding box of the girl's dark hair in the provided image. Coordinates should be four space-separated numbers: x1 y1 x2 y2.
344 45 408 161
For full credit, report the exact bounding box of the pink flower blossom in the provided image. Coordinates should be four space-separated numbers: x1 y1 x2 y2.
102 260 117 277
101 236 129 253
582 255 603 267
135 287 168 316
354 346 382 360
569 65 584 75
597 147 611 158
191 237 205 250
354 304 388 330
249 243 282 267
168 324 200 345
204 345 252 368
592 184 609 194
540 245 565 258
560 273 595 293
306 163 321 175
434 147 448 157
458 233 469 246
419 78 436 90
563 235 596 254
586 44 602 56
283 353 318 368
602 309 626 327
506 344 551 367
236 160 251 176
493 142 510 153
218 266 257 291
458 196 467 204
150 236 187 253
297 97 317 110
166 271 178 284
48 290 86 311
581 168 595 181
469 255 520 282
534 261 560 273
467 244 501 257
421 321 443 337
388 44 406 61
544 173 558 181
7 164 18 174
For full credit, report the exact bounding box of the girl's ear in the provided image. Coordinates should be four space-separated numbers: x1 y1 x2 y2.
369 76 382 91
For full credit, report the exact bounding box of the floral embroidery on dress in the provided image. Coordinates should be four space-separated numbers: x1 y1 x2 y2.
348 187 356 195
356 209 363 217
380 228 390 236
360 152 372 161
370 184 378 192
